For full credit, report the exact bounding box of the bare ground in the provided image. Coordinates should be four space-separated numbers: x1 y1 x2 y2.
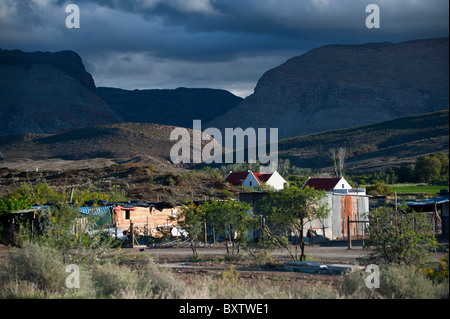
120 243 372 289
1 241 447 292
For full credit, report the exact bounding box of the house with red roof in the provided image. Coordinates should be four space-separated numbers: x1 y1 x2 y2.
238 175 370 240
302 176 366 195
225 170 287 191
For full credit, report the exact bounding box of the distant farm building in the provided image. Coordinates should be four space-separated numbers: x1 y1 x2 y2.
240 176 370 240
302 177 366 195
302 177 370 240
225 170 287 191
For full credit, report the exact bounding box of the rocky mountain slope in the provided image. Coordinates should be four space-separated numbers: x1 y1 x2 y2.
1 110 447 175
277 110 449 174
0 122 222 169
0 49 121 136
207 38 449 139
96 87 242 129
0 49 242 136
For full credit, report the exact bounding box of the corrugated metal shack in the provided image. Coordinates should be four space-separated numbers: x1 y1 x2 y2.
302 177 370 240
404 193 449 236
239 177 370 240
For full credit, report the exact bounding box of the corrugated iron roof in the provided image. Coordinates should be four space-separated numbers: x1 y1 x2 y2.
225 172 250 186
225 171 274 186
303 178 341 191
406 195 449 206
79 206 113 216
253 172 272 183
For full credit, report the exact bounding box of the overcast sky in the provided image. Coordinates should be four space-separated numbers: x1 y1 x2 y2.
0 0 448 97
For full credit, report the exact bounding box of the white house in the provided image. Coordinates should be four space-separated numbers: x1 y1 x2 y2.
302 176 366 195
225 170 287 191
301 176 370 240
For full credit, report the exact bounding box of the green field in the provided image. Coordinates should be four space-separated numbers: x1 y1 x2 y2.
391 184 448 195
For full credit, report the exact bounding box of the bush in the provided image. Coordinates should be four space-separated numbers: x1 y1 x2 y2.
365 207 439 266
137 258 186 298
17 203 115 265
91 257 186 299
419 251 449 283
91 263 139 298
366 182 393 196
340 264 449 299
0 243 66 297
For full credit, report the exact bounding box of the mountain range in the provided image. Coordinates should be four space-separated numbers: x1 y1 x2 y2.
0 49 242 136
207 37 449 139
0 110 447 174
0 49 120 136
0 37 448 173
1 37 448 139
96 87 242 130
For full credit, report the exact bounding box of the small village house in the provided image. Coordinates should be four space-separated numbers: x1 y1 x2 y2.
79 201 183 239
112 201 182 238
240 176 370 241
302 177 370 240
225 170 287 190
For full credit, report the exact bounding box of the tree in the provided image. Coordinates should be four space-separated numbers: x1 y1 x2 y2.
396 164 415 183
330 148 338 177
330 147 346 177
176 203 205 259
259 186 330 261
414 155 442 183
431 152 449 182
337 147 347 177
366 206 439 266
202 200 255 255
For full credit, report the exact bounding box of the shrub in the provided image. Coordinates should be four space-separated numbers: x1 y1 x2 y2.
419 251 449 284
220 265 240 285
17 203 115 265
366 182 393 196
365 207 439 266
340 264 449 299
91 263 138 298
137 258 186 298
0 243 66 297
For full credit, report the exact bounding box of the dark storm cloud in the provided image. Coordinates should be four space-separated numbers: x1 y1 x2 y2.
0 0 448 97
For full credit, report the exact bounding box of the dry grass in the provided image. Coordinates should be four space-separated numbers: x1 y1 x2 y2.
0 244 448 299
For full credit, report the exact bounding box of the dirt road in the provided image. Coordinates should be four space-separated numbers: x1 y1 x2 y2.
142 244 370 264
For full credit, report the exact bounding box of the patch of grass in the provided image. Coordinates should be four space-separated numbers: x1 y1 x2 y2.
2 244 448 299
391 184 447 195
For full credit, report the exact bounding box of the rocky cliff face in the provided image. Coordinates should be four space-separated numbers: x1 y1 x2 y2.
0 49 121 136
0 49 243 136
207 38 449 139
96 87 243 130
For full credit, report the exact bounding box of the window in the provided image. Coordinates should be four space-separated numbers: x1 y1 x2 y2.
249 181 253 187
342 184 345 189
125 210 130 220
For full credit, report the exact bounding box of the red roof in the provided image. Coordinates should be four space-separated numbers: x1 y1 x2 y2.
303 178 341 191
253 172 273 183
225 171 274 186
225 172 250 186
